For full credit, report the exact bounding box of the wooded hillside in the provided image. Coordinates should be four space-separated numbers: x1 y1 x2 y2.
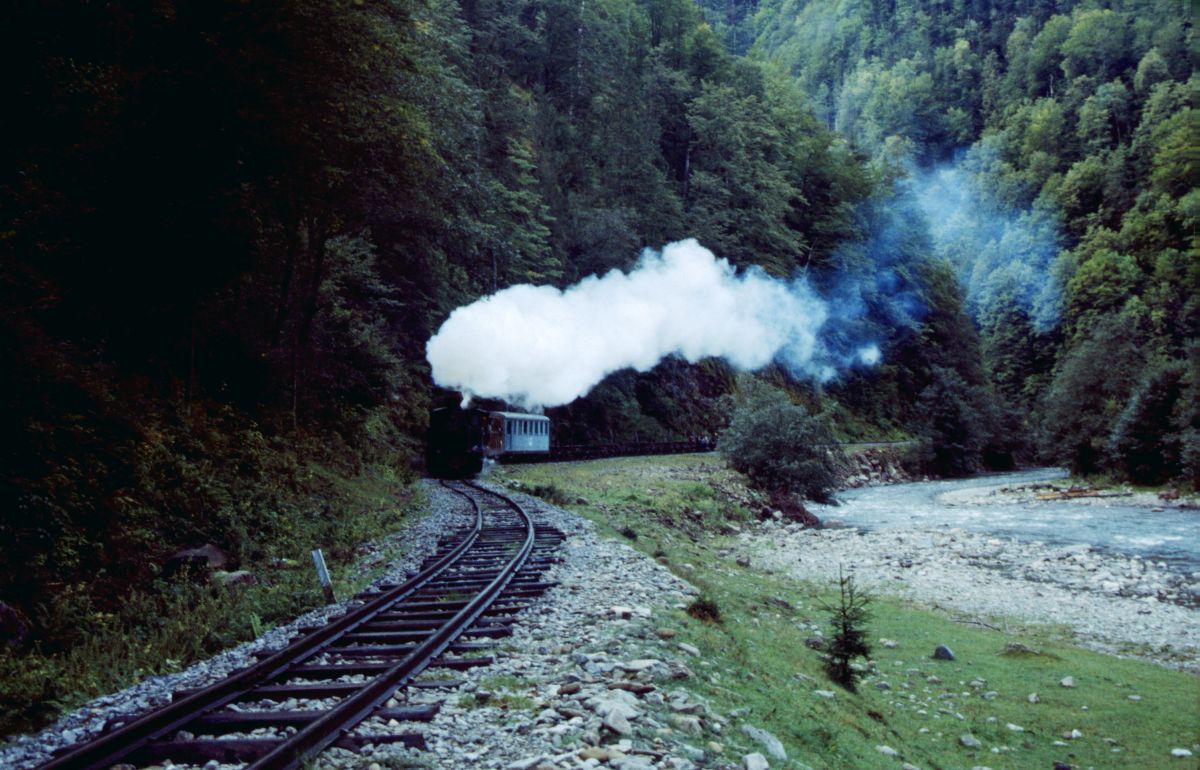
0 0 1194 732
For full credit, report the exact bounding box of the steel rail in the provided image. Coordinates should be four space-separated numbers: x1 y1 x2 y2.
246 480 537 769
39 493 485 770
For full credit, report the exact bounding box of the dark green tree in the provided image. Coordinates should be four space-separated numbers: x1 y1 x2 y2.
719 381 839 501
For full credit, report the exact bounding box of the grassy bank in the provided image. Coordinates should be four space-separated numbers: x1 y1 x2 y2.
0 469 419 740
497 455 1199 770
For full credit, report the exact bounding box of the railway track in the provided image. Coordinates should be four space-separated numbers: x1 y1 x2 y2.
39 481 563 770
500 438 915 465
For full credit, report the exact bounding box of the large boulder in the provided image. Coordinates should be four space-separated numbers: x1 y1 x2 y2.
213 570 258 589
162 544 231 581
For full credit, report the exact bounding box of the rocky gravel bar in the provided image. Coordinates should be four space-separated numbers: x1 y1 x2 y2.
3 480 790 770
741 521 1200 671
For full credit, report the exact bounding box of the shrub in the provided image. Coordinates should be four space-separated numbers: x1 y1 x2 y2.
530 483 569 506
718 382 839 502
686 596 722 623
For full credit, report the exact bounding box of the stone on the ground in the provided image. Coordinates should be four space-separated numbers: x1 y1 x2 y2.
876 744 899 756
741 725 787 760
960 734 982 748
213 569 258 588
813 689 836 699
671 714 703 735
1027 692 1039 703
933 645 955 660
1060 675 1076 688
1170 748 1193 758
743 752 770 770
162 543 230 579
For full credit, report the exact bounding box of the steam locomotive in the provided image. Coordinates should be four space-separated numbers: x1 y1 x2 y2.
426 407 550 477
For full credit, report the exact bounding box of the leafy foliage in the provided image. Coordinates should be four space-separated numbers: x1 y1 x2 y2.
742 0 1196 482
719 381 839 502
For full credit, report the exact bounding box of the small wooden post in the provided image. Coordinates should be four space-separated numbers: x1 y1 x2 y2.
311 548 337 605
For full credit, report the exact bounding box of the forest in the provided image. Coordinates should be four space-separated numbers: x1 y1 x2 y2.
0 0 1195 733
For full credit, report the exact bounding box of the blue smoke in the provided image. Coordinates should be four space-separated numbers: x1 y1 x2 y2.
913 149 1064 333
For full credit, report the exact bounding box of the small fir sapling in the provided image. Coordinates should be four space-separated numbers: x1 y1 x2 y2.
821 568 872 690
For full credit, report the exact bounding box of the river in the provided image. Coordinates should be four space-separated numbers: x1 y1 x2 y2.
813 468 1200 576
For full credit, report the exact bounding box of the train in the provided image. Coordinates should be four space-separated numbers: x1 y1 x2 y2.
426 407 550 477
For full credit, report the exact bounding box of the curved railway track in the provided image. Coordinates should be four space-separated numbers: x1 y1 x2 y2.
39 481 563 770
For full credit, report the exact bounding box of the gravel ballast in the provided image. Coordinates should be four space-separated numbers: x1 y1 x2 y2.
1 481 746 770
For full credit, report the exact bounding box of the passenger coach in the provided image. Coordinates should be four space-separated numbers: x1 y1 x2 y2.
427 407 550 477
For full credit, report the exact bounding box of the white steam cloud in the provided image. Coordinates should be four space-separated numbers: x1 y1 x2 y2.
426 239 863 408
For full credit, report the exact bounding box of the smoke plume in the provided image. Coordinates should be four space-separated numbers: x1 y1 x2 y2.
426 239 865 408
914 146 1064 331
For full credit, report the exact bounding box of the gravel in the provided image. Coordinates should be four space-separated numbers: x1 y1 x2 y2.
742 521 1200 670
2 480 756 770
0 483 465 769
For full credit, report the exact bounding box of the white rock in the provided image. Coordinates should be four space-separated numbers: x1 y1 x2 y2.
1060 676 1076 688
876 744 899 756
678 643 700 656
603 710 633 735
960 734 982 748
1170 748 1193 758
741 724 787 760
813 690 836 699
743 752 770 770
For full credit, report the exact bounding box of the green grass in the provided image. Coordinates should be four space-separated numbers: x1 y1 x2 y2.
499 454 1200 770
0 471 420 740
